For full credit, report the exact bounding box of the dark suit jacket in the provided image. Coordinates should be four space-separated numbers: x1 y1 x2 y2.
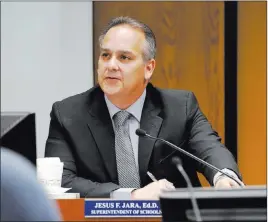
45 83 240 198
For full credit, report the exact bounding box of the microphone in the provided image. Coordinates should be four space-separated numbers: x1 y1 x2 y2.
172 157 202 222
135 128 244 187
136 128 147 137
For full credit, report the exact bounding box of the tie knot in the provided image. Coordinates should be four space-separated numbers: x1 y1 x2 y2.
114 111 131 126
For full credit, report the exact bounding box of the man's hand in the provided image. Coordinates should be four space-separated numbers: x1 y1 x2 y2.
131 179 175 199
215 177 242 188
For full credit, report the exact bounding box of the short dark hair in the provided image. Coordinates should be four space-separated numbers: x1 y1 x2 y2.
99 16 157 61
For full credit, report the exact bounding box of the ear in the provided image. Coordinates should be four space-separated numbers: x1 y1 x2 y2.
144 59 156 80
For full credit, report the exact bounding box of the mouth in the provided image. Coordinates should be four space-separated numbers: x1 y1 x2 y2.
105 77 121 81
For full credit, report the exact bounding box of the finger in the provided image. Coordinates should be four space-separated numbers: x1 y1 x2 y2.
158 179 168 186
159 179 168 183
215 179 231 188
160 182 175 191
229 179 241 187
166 182 175 190
158 179 176 190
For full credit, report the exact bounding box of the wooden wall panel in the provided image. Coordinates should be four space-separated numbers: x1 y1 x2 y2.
237 2 267 185
93 2 225 187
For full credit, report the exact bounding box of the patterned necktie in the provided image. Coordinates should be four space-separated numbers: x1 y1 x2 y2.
113 111 141 188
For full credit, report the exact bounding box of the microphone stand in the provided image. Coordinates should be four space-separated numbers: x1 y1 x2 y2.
140 131 244 187
172 157 202 222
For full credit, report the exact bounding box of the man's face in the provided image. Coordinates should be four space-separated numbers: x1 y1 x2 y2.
97 25 154 98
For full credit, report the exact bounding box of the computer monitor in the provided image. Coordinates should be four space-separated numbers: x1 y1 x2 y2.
160 186 267 222
1 112 37 166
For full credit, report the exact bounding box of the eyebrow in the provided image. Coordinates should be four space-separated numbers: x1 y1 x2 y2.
100 48 135 55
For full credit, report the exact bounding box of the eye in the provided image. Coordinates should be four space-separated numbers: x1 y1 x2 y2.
120 55 130 61
101 53 110 59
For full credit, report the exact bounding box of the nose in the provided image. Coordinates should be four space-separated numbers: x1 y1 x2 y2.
107 56 119 72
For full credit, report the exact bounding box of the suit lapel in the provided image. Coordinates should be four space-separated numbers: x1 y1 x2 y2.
86 87 118 183
138 85 163 185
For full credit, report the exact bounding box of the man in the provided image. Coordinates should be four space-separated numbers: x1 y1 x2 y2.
1 147 61 221
45 16 243 199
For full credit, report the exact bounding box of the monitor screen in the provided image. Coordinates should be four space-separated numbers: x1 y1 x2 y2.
1 112 37 166
160 186 267 222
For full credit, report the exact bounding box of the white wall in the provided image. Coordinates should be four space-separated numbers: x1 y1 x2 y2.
1 2 94 157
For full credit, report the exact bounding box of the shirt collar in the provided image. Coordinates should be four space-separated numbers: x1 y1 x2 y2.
104 89 146 122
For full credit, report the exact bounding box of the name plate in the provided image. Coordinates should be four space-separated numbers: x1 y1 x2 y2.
84 200 162 217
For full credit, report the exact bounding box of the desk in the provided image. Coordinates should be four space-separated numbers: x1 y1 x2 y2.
57 199 162 222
